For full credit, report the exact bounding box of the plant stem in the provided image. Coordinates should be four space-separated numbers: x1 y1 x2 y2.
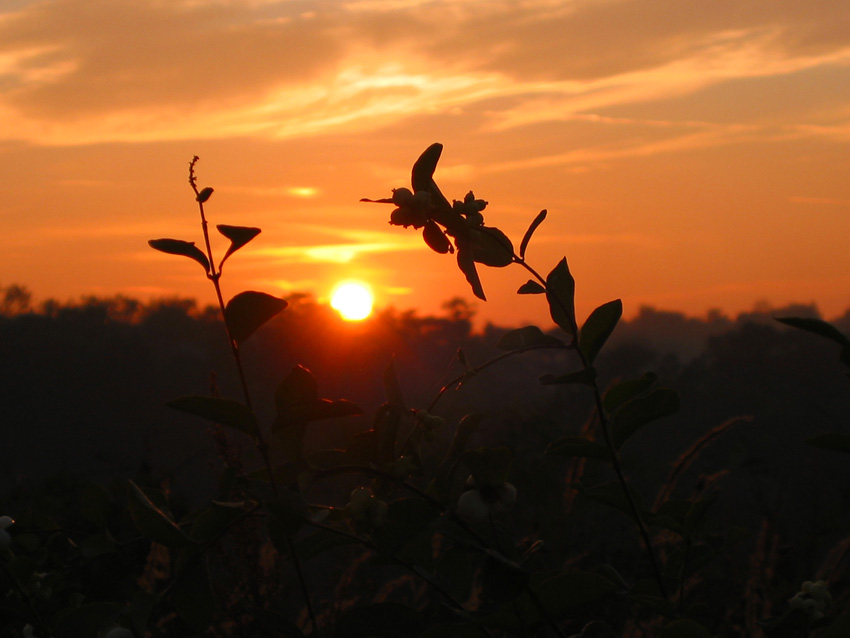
187 157 318 635
515 251 668 599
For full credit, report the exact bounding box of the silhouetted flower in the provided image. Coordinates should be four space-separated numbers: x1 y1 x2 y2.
362 143 515 300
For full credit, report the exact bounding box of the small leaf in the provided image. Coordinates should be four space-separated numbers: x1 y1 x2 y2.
196 186 214 203
311 398 362 422
168 395 258 437
777 316 850 367
579 299 623 364
470 226 514 267
224 290 287 345
456 241 486 301
520 209 547 259
610 388 679 450
127 480 194 548
517 280 545 294
659 618 713 638
383 357 406 407
274 365 319 422
463 446 511 487
411 142 452 210
170 556 216 630
546 258 577 338
603 372 658 414
497 326 563 351
217 225 261 268
334 603 423 638
422 220 451 254
806 432 850 455
540 368 596 386
546 436 612 461
148 238 210 273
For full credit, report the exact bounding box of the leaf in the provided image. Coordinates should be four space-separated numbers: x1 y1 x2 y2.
432 414 482 501
411 143 443 192
517 280 545 294
777 316 850 367
806 432 850 455
497 326 563 351
190 501 248 543
373 498 443 557
411 142 452 210
659 618 713 638
383 357 406 407
576 481 644 521
196 186 214 203
167 395 258 437
127 480 194 548
463 447 511 487
217 225 261 268
224 290 287 345
423 220 451 254
274 365 362 429
546 436 612 461
520 209 547 259
546 258 577 338
602 372 658 414
334 602 423 638
148 238 210 274
170 556 216 630
470 226 513 267
540 368 596 386
609 388 680 450
579 299 623 364
296 527 360 561
481 571 617 631
55 603 122 638
456 241 486 301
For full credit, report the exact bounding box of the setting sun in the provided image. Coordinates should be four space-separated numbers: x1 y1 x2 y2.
330 282 374 321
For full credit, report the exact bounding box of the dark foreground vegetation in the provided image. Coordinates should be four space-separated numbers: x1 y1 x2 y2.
2 147 850 637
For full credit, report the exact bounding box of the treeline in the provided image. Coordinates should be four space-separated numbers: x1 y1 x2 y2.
2 287 850 558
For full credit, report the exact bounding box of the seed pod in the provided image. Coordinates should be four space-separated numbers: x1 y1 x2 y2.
390 206 428 228
423 220 451 254
196 187 214 203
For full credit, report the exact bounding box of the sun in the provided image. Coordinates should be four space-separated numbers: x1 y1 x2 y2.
330 281 374 321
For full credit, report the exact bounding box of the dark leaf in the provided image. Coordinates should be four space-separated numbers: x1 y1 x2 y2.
806 432 850 455
456 242 486 301
602 372 658 414
579 299 623 364
190 501 248 543
55 603 122 638
546 258 577 337
148 238 210 274
224 290 287 345
411 143 443 192
217 225 261 268
432 414 482 501
517 280 545 294
335 602 423 638
373 498 442 557
546 436 611 461
777 316 850 367
275 365 319 414
127 480 194 548
383 358 406 407
470 226 513 267
411 142 452 210
168 395 258 437
540 368 596 386
497 326 563 351
610 388 680 450
311 398 362 421
481 571 617 631
196 186 214 203
360 197 394 203
659 618 713 638
519 209 547 259
171 556 216 630
296 527 360 561
423 220 451 254
481 553 529 603
129 590 159 636
463 446 511 487
576 480 644 521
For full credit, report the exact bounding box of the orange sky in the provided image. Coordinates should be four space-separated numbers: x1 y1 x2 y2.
1 0 849 328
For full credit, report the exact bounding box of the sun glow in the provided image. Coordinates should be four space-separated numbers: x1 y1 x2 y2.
330 282 374 321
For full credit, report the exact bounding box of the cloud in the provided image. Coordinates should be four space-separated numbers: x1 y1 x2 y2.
0 0 848 151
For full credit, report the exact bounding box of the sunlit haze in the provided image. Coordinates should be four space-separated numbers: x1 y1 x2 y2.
2 1 849 327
